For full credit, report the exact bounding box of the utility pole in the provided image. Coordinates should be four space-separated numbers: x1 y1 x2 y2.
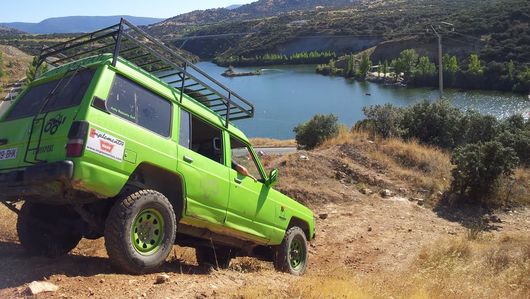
430 22 454 100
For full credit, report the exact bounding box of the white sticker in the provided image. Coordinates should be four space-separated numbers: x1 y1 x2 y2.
86 128 125 162
0 148 17 161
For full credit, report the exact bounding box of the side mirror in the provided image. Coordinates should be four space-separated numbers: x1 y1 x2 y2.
267 168 279 186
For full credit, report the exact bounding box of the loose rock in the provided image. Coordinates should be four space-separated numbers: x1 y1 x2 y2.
155 274 170 284
319 213 328 220
360 188 373 195
27 281 59 295
380 189 394 198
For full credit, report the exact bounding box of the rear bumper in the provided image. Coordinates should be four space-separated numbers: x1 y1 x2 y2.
0 161 74 201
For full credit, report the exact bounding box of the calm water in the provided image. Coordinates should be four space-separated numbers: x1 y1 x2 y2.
196 62 530 139
195 62 530 139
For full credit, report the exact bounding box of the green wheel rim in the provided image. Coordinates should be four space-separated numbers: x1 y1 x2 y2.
289 237 306 271
131 208 165 255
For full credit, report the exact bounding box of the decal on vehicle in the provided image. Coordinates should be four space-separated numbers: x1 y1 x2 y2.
0 148 17 161
44 114 66 135
86 128 125 161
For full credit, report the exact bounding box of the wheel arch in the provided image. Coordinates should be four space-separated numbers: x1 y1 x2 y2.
287 217 310 240
126 163 186 219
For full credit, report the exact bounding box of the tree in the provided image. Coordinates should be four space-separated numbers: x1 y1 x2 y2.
382 60 389 80
393 49 419 81
357 52 372 80
415 56 436 77
362 104 404 138
468 54 484 76
377 60 382 78
451 141 518 205
26 57 48 85
345 55 355 78
294 114 339 150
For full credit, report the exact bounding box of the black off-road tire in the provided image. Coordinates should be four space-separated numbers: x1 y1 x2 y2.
16 202 82 257
104 190 176 274
195 246 233 269
274 226 308 276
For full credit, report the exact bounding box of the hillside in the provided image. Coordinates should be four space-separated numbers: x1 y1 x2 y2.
0 131 528 298
0 45 31 99
0 16 163 34
149 0 529 65
0 26 25 36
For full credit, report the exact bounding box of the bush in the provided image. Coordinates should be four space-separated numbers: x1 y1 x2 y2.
294 114 339 150
451 141 519 206
400 100 463 148
361 104 404 138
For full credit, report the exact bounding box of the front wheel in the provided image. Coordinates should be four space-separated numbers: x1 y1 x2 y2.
274 226 308 275
104 190 176 274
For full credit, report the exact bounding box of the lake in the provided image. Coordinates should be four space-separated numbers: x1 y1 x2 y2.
195 62 530 139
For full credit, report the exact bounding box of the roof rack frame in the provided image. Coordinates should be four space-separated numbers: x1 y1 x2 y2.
36 18 254 123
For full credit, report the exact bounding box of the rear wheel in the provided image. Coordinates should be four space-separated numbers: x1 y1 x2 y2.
195 246 233 269
274 226 308 275
104 190 176 274
16 202 82 257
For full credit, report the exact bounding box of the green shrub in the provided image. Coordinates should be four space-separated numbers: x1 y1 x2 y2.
401 100 463 148
361 104 404 138
459 111 500 145
451 141 519 206
294 114 339 150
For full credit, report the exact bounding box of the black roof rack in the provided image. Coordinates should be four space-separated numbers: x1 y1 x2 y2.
35 18 254 122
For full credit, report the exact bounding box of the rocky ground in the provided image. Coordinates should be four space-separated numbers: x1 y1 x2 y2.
0 134 528 298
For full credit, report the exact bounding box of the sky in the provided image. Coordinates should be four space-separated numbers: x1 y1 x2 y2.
0 0 252 23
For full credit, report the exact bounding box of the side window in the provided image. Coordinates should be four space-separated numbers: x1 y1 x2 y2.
230 136 264 181
181 110 224 165
107 74 172 137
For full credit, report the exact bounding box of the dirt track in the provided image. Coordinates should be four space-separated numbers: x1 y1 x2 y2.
0 143 529 298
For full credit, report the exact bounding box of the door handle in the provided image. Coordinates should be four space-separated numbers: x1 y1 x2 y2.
183 155 193 163
234 178 242 184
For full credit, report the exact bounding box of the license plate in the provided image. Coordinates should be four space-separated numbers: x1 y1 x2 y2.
0 148 18 161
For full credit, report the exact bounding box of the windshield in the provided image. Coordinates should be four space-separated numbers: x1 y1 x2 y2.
4 69 95 121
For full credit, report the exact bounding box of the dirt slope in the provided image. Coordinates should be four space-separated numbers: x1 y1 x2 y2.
0 134 528 298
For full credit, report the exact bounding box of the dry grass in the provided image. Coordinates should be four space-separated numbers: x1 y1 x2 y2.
233 233 530 299
322 129 452 197
250 138 296 148
0 45 31 98
494 168 530 207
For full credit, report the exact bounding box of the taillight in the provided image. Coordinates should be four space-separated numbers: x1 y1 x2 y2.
66 121 89 157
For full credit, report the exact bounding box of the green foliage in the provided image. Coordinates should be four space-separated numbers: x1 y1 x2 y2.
415 56 437 77
507 60 515 80
358 52 372 80
294 114 339 150
25 57 48 85
467 54 484 76
215 51 336 67
361 104 404 138
401 100 463 148
392 49 419 81
451 141 519 205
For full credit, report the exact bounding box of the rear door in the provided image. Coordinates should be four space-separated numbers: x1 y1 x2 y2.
177 109 230 225
0 69 96 170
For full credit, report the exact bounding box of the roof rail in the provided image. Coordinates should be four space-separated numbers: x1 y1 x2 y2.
36 18 254 122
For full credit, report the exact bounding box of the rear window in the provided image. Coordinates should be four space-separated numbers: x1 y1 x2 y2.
5 69 95 121
106 75 172 137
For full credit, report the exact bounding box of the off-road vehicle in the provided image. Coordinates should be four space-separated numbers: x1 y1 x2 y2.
0 19 315 275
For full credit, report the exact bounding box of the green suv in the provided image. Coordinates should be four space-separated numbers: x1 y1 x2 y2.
0 20 315 275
